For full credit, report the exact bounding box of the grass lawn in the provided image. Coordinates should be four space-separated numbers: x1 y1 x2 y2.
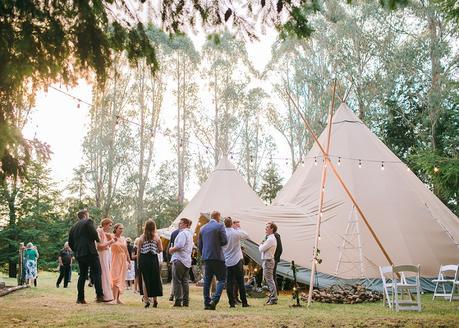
0 272 458 327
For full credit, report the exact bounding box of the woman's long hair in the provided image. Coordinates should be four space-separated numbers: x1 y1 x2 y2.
143 219 156 241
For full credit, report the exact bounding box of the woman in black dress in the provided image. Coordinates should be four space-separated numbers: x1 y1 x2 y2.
138 219 163 308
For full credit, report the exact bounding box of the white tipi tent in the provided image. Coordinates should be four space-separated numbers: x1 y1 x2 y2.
162 156 265 237
269 103 459 281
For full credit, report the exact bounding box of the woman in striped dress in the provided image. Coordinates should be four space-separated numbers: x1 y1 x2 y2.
138 219 163 308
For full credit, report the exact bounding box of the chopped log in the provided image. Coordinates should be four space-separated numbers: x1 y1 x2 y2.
0 285 29 297
300 284 383 304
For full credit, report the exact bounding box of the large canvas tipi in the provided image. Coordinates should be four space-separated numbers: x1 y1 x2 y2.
163 156 265 236
271 103 459 282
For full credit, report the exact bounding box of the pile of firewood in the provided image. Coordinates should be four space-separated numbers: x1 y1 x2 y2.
301 284 383 304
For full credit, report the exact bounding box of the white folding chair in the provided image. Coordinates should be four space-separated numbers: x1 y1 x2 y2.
432 264 459 302
379 266 394 308
392 264 421 312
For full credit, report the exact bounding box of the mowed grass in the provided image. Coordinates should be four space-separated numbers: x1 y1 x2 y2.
0 272 458 327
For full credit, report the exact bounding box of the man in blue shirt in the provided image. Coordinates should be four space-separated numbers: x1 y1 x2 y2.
222 217 250 308
198 210 228 310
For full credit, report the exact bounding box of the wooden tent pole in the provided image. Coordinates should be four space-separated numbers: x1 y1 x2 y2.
307 80 337 307
286 92 395 289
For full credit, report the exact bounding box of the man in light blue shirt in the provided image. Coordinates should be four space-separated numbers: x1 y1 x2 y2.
169 218 194 307
222 217 250 308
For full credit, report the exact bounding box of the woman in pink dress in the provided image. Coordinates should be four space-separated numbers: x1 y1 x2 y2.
111 223 131 304
97 218 116 302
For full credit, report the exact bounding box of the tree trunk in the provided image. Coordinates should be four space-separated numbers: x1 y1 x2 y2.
427 12 442 151
214 70 219 166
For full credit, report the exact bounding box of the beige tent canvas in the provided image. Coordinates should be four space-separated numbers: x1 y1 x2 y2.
160 156 265 239
267 102 459 281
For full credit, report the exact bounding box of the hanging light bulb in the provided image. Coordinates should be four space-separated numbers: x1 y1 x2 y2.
358 159 362 168
205 147 209 155
250 155 253 163
338 157 341 166
285 158 288 166
230 153 233 160
77 100 81 108
381 161 385 171
301 159 305 166
314 157 318 166
318 235 321 241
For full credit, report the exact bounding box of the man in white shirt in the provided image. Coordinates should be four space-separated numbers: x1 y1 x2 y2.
258 222 278 305
169 218 194 307
222 217 250 308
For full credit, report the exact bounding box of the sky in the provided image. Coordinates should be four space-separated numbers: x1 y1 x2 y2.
22 29 291 199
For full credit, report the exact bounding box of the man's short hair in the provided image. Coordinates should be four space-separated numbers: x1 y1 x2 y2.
211 210 221 220
77 209 88 220
267 221 278 233
180 218 192 227
224 217 233 228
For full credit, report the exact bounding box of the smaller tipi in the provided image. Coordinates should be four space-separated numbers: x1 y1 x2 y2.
160 156 265 238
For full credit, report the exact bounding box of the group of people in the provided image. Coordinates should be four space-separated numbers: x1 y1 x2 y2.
67 208 282 309
20 242 39 286
68 209 164 305
198 211 282 310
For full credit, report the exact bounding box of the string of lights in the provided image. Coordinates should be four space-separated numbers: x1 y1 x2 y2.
47 85 442 173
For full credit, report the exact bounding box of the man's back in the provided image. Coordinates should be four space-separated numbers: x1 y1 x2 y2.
199 220 227 262
223 228 248 267
68 219 99 258
274 232 283 262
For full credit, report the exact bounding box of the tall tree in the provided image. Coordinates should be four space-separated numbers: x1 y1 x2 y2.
169 35 200 205
194 33 251 168
239 87 273 189
82 54 132 217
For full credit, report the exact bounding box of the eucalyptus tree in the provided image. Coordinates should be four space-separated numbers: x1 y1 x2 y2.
168 35 200 205
266 37 332 172
377 1 459 211
238 87 273 189
195 32 251 169
82 53 133 218
127 28 172 232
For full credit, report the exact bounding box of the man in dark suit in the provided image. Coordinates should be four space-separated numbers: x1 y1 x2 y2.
167 227 180 302
68 209 104 304
198 210 228 310
271 222 283 291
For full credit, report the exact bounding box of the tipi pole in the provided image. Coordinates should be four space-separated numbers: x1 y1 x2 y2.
307 81 336 307
286 92 395 287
